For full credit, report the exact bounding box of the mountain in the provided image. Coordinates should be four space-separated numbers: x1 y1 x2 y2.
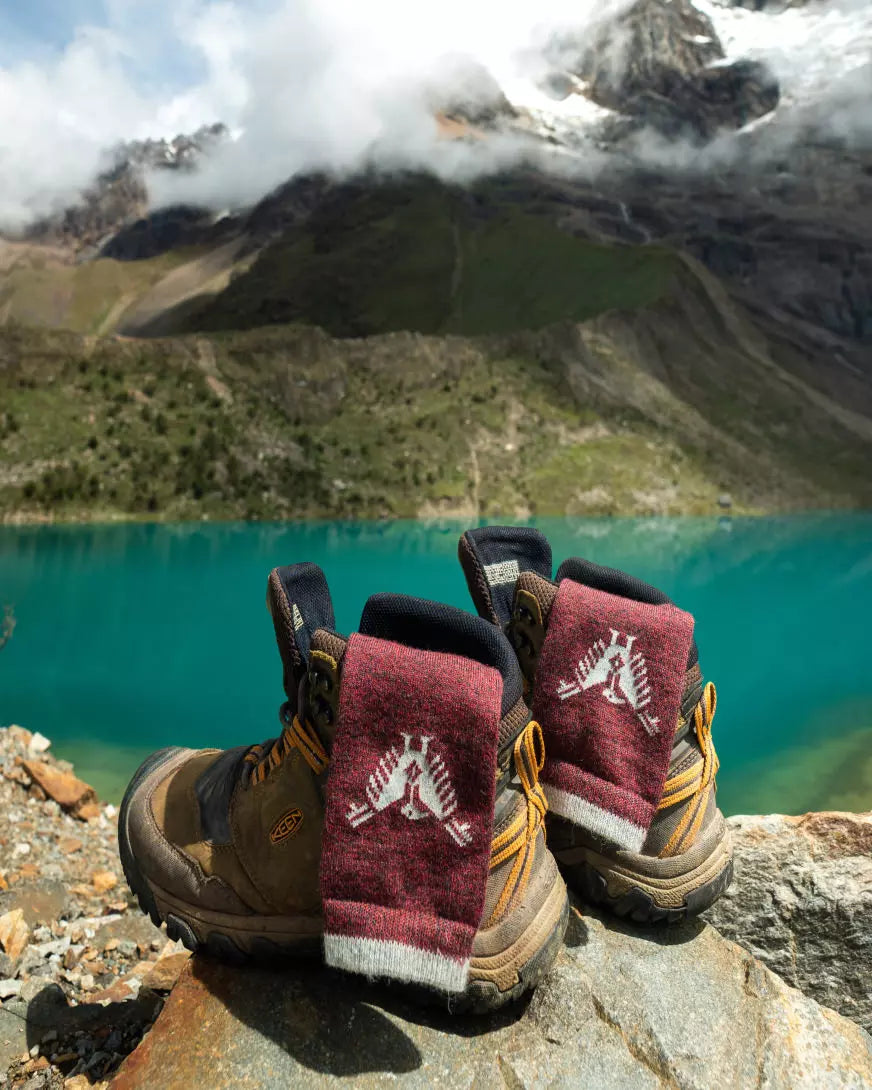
0 0 869 523
2 249 870 523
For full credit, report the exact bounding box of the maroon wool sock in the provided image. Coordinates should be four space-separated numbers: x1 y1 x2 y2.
533 580 694 853
320 632 502 992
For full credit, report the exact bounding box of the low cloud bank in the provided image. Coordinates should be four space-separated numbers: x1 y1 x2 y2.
0 0 869 231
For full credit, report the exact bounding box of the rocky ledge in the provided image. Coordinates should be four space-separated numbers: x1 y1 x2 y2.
0 725 869 1090
0 728 187 1090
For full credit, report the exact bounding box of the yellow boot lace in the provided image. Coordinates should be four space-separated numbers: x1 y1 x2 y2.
656 682 719 857
244 705 329 785
485 719 548 925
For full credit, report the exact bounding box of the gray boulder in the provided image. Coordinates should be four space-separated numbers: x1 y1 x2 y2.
111 905 872 1089
705 812 872 1033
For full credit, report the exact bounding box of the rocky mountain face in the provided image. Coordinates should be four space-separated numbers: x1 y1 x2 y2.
22 124 227 257
728 0 816 7
0 0 869 523
545 0 779 139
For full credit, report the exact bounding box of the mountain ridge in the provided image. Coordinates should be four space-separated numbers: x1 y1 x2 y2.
0 0 869 523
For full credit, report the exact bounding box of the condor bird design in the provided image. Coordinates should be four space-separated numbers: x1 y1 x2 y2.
556 628 660 735
346 734 473 846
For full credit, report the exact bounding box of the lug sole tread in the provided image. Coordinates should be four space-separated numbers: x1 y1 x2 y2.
566 857 734 924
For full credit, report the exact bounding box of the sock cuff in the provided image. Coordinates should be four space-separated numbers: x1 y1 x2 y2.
543 760 656 853
323 901 474 992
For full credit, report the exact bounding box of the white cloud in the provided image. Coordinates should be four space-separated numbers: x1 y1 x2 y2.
0 0 629 228
0 0 870 231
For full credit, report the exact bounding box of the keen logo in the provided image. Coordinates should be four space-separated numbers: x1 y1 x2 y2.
270 808 304 844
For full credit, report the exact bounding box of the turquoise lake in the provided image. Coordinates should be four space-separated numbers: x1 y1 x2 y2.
1 514 871 815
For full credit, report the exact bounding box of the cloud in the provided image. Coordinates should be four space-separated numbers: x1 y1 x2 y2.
0 0 629 228
0 0 869 230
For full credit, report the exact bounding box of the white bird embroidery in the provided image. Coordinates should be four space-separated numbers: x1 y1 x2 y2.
346 735 473 846
556 629 660 735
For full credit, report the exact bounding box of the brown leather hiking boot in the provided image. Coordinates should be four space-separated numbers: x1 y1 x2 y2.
119 564 568 1009
459 526 733 924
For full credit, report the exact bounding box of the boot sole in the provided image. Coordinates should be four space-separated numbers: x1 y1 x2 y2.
462 874 569 1013
555 825 733 925
119 783 569 1011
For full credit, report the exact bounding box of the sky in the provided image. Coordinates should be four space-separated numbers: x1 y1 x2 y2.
0 0 869 232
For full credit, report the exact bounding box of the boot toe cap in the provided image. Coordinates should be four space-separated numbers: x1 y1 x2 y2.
119 747 251 915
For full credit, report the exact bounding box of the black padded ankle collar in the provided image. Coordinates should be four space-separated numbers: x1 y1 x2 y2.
359 593 523 715
459 526 552 627
556 557 699 669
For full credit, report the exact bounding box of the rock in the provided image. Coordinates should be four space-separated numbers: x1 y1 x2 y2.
140 952 190 994
90 873 118 894
6 728 32 748
92 916 163 954
0 911 29 961
20 762 97 820
717 492 733 508
428 55 517 126
88 978 141 1005
0 982 20 1000
26 124 228 257
550 0 779 140
727 0 814 8
705 812 872 1034
571 0 723 110
58 839 83 856
1 979 161 1046
0 880 70 927
626 59 780 140
111 906 872 1089
27 736 51 756
0 1003 27 1074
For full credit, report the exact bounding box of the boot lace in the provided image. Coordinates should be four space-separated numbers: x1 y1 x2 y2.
244 701 328 785
485 719 548 925
656 682 719 857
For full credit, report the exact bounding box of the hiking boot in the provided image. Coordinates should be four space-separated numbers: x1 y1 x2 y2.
117 562 336 963
118 565 568 1009
458 526 733 923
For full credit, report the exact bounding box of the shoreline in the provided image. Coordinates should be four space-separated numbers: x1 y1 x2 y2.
3 506 870 530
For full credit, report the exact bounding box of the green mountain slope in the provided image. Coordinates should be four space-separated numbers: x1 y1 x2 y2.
2 254 870 523
134 178 684 339
0 242 200 335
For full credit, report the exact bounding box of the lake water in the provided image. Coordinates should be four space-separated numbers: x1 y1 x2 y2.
1 515 870 815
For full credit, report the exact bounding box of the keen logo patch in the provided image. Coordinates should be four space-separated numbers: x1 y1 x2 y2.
270 808 304 844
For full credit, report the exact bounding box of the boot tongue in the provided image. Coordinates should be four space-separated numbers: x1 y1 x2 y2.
266 562 336 710
555 556 699 670
458 526 552 626
303 629 347 750
359 593 523 716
